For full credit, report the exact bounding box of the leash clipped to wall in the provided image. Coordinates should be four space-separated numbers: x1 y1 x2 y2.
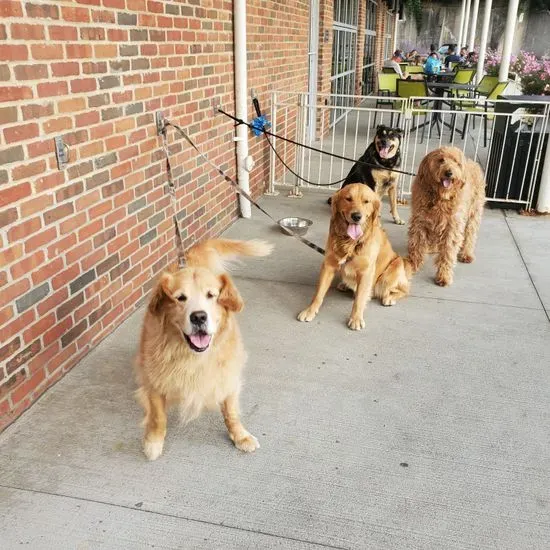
157 112 187 268
157 114 326 259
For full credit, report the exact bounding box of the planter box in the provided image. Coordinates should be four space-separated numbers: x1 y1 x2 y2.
486 95 549 209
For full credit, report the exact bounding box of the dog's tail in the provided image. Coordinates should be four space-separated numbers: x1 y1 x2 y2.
185 238 273 272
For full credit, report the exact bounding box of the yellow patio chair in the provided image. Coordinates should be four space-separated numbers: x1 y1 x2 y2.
461 81 509 147
475 75 499 97
373 72 400 127
407 65 424 74
396 78 431 142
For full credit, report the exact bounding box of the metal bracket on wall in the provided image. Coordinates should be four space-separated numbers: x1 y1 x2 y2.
54 136 69 170
155 111 165 135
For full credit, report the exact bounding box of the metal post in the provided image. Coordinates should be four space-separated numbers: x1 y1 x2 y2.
462 0 472 49
266 92 279 196
536 117 550 213
392 10 398 53
468 0 480 53
233 0 251 218
457 0 467 51
475 0 492 85
498 0 520 82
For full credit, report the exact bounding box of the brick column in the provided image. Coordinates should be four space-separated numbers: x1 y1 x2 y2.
354 0 366 98
373 1 388 93
316 0 333 137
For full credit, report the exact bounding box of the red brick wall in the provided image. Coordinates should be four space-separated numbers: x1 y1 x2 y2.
0 0 309 430
247 1 309 189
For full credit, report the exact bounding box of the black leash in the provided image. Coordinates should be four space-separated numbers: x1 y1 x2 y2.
218 108 418 179
162 120 326 256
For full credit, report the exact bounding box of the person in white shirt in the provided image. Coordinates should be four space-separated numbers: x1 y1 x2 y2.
383 50 408 79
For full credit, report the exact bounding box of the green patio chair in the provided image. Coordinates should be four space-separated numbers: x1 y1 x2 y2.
396 78 431 142
475 75 499 97
407 65 424 74
373 72 400 127
451 68 477 98
382 66 397 74
461 81 509 147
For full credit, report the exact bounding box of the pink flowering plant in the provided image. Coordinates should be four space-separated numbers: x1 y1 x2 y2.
484 48 502 76
513 52 550 95
486 49 550 95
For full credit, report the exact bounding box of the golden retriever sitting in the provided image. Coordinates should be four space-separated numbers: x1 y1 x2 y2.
135 239 273 461
298 184 411 330
407 147 485 287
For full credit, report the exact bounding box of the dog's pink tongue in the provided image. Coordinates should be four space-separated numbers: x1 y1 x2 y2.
379 146 390 159
442 179 451 188
347 223 363 240
189 333 211 349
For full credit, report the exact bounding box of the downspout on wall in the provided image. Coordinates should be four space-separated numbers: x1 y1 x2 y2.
233 0 252 218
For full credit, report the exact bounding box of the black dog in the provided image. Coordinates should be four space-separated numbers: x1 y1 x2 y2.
328 125 405 225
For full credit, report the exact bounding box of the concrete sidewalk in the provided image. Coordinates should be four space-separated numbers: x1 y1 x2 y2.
1 191 549 549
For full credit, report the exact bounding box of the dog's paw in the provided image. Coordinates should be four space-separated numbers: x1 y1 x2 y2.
381 296 396 306
435 274 453 287
336 282 351 293
458 253 474 264
347 316 365 330
394 217 406 226
143 439 164 461
297 307 317 322
234 433 260 453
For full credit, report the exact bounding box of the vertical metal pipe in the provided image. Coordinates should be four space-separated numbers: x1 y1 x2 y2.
234 0 251 218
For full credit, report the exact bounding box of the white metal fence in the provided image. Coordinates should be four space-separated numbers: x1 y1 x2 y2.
268 91 550 210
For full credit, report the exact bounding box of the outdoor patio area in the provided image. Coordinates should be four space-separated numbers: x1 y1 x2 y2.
1 191 549 549
271 91 547 210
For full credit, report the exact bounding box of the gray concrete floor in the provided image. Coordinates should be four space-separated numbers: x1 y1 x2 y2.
1 191 550 549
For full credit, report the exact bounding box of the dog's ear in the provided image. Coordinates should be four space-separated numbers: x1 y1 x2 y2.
376 124 385 132
330 188 341 218
148 272 173 315
218 274 244 313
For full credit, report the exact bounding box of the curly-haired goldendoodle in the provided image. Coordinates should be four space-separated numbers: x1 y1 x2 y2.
407 147 485 287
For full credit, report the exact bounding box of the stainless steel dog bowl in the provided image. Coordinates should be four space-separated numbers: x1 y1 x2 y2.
278 217 313 236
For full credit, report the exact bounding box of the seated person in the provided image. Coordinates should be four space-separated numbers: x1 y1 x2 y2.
460 47 468 60
444 46 461 68
383 50 409 79
406 49 418 62
429 43 440 58
423 52 441 78
463 51 478 67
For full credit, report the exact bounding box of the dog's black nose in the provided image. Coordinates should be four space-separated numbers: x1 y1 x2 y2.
351 212 362 223
445 170 453 177
190 311 207 325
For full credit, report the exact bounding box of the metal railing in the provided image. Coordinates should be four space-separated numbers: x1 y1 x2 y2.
268 91 550 210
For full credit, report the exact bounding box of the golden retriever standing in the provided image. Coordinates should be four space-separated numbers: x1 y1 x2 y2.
407 147 485 286
298 184 411 330
135 239 272 461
